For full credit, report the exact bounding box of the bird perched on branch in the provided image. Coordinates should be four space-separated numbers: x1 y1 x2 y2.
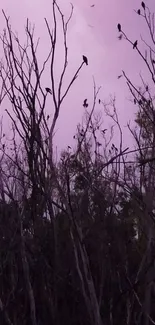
133 40 138 49
83 55 88 65
117 23 121 32
141 1 145 10
45 87 52 95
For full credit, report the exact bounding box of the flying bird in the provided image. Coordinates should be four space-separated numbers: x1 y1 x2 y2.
83 99 88 108
45 87 52 95
118 34 123 40
101 129 107 134
133 40 138 49
137 9 141 15
117 23 121 32
90 4 95 7
83 55 88 65
141 2 145 10
117 75 122 79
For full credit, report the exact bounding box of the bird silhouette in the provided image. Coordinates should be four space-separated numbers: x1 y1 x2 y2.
117 23 121 32
90 4 95 7
117 75 122 79
118 34 123 40
99 99 101 104
133 40 138 49
101 129 107 134
83 55 88 65
47 115 49 120
147 100 151 106
141 2 145 10
45 87 52 94
83 99 88 108
137 9 141 15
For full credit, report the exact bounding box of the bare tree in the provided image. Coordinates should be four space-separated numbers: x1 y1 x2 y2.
0 2 86 324
117 2 155 324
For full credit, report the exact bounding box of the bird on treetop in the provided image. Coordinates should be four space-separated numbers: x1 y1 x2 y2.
83 55 88 65
141 2 145 10
137 9 141 15
45 87 52 95
133 40 138 49
117 23 121 32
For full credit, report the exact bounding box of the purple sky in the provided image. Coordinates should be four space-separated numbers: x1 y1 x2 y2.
0 0 154 151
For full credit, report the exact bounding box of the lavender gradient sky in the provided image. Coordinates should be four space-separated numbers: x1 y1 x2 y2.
0 0 154 151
